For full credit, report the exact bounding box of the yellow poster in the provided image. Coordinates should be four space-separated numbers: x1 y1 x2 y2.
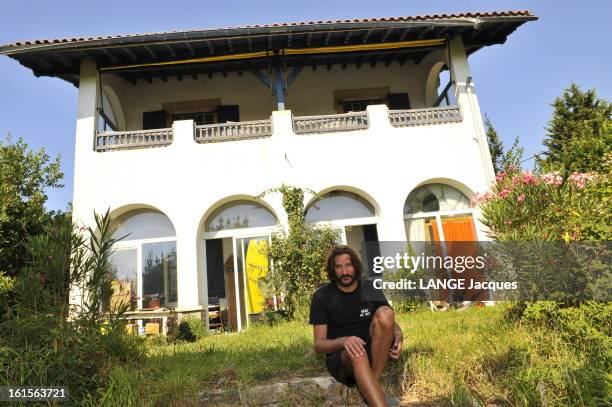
245 239 268 314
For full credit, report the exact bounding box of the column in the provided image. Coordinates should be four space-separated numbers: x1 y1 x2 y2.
448 36 496 185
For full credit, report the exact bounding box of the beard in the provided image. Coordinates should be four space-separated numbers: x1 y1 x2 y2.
336 273 356 287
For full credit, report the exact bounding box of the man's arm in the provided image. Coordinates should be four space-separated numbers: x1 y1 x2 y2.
313 324 367 358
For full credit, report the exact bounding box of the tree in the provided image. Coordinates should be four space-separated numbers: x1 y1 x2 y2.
485 115 524 173
485 115 504 173
0 136 63 277
538 83 612 173
261 185 339 319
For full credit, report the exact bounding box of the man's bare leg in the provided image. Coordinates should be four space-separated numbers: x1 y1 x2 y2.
340 350 387 407
369 306 395 379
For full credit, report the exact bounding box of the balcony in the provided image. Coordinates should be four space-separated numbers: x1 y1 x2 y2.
195 119 273 143
293 111 369 135
95 128 173 152
94 106 462 152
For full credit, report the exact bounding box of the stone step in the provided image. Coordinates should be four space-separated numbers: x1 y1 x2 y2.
199 375 402 406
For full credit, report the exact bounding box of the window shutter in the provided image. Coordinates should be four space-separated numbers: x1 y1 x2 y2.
387 93 411 110
142 110 167 129
216 105 240 123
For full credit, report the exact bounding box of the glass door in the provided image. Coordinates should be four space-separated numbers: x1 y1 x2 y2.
232 235 270 331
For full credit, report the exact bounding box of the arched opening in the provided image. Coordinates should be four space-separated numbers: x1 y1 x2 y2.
306 190 379 274
108 209 177 313
425 61 457 108
403 183 486 303
202 200 278 332
98 85 126 131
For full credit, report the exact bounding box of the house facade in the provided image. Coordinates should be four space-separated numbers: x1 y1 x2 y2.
1 11 536 331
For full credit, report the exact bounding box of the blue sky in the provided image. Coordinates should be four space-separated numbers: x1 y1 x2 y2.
0 0 610 211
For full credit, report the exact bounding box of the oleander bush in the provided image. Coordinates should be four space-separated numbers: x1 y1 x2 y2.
475 154 611 242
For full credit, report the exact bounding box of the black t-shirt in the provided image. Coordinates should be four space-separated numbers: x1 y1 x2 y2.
309 279 390 342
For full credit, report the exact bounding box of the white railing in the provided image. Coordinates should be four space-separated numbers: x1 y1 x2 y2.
388 106 462 127
195 119 272 143
95 128 173 151
293 111 369 134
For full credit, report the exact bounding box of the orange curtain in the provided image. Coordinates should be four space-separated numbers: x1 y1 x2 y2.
428 217 487 301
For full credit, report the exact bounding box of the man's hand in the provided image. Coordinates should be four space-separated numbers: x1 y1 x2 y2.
389 325 403 360
342 336 366 358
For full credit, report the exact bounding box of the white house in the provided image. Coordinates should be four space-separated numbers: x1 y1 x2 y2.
0 10 537 331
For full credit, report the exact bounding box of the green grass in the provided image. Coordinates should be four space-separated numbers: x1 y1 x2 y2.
98 306 609 406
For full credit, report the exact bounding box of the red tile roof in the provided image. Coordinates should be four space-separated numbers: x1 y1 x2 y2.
4 10 534 47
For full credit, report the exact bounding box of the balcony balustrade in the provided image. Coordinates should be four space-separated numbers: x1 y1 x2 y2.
94 106 462 152
195 119 272 143
388 106 462 127
292 111 369 134
95 128 173 152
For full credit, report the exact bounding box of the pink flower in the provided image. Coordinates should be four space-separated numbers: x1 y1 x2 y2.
517 193 525 203
522 171 537 185
511 176 521 187
499 188 511 198
504 219 513 226
542 171 563 186
568 172 595 189
470 192 494 206
495 171 507 182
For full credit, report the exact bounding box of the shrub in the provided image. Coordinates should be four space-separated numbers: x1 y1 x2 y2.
475 164 611 241
176 315 207 342
260 185 339 319
0 211 145 403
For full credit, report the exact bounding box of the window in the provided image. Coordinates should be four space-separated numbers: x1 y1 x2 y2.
306 191 375 223
404 184 470 216
109 210 177 309
341 99 384 113
403 184 475 243
171 111 215 125
333 87 410 113
205 201 277 232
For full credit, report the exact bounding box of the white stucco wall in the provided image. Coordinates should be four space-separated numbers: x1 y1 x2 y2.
72 37 495 310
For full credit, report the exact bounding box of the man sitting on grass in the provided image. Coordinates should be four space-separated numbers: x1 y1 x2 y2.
309 244 403 407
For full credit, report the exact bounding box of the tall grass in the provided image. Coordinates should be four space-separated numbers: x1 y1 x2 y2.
99 305 609 406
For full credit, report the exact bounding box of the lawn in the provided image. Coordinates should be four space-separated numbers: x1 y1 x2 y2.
99 305 606 406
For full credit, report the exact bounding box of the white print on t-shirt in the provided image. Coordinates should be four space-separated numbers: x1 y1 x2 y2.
360 308 371 318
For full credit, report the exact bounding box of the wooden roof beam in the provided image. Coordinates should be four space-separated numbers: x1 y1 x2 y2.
143 45 156 59
398 27 412 42
101 48 118 64
206 40 215 55
184 42 195 57
343 31 353 45
121 47 138 62
381 27 394 43
324 31 332 46
164 44 176 58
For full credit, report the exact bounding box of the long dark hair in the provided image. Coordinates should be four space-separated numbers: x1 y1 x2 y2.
325 244 362 282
